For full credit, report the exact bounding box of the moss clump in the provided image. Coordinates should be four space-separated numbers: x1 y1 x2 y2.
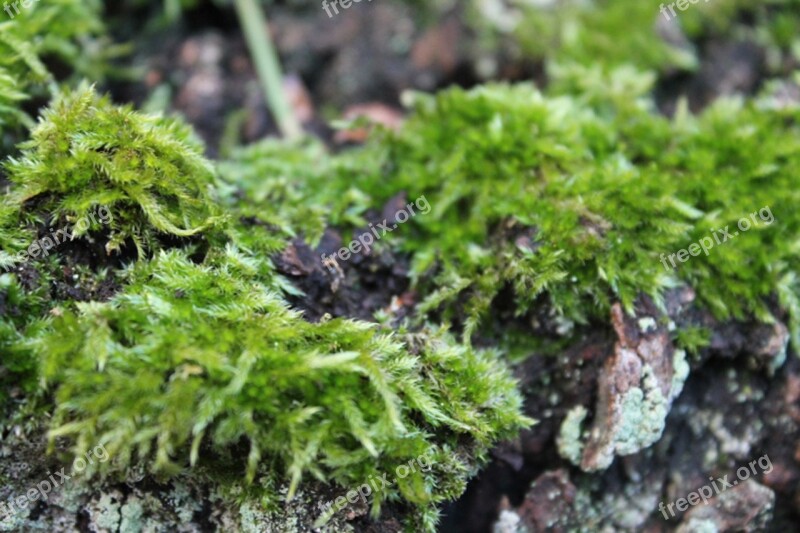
5 85 226 257
222 79 800 355
39 249 530 524
275 82 798 344
0 0 105 78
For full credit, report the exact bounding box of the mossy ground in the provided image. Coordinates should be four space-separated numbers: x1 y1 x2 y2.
0 0 799 531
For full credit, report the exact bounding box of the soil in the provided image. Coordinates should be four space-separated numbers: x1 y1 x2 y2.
272 195 416 324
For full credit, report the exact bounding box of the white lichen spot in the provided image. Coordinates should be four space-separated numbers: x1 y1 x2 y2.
557 405 588 465
492 509 523 533
670 349 689 400
703 447 719 469
615 366 669 456
554 315 575 336
637 317 657 333
678 518 720 533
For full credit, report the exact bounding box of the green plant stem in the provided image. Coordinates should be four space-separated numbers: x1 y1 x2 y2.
233 0 301 140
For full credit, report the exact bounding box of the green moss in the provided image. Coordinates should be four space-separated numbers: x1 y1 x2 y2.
466 0 800 83
38 248 529 524
0 68 28 130
508 0 697 73
0 0 110 135
218 138 335 251
5 84 226 257
0 87 527 529
0 272 47 406
276 82 799 345
675 325 712 357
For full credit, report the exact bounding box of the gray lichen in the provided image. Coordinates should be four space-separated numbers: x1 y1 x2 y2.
558 301 691 471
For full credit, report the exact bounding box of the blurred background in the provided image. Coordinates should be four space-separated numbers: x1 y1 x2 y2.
95 0 799 158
